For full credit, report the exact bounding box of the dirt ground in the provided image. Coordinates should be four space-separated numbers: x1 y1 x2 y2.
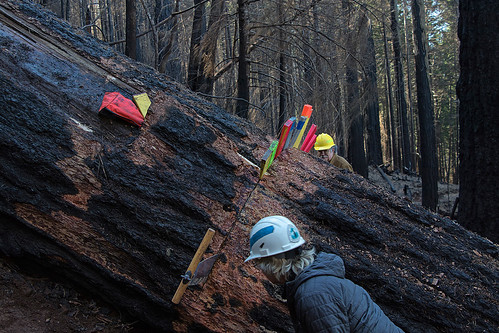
367 166 459 218
0 257 146 332
0 168 459 333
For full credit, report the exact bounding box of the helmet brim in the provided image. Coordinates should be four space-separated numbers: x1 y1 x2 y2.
244 237 305 262
244 255 258 263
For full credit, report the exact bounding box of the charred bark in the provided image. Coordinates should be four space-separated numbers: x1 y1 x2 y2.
235 0 249 119
0 2 497 332
457 0 499 242
412 0 438 211
125 0 137 59
364 20 383 167
382 19 398 170
390 0 411 172
187 0 206 92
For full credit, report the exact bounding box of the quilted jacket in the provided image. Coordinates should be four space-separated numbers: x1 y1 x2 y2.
285 252 404 333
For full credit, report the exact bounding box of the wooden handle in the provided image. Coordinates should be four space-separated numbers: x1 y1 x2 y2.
171 228 216 304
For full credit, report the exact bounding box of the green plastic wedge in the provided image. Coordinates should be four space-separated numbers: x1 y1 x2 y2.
259 140 278 179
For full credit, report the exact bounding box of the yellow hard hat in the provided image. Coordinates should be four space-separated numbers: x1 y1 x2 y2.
314 133 335 150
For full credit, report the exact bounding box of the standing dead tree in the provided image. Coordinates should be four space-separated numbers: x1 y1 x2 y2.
456 0 499 242
412 0 438 211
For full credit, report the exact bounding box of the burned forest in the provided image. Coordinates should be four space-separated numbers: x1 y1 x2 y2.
0 1 497 332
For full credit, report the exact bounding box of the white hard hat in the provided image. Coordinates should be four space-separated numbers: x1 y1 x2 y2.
245 216 305 262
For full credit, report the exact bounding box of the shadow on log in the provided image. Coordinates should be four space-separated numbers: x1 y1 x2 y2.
0 1 497 332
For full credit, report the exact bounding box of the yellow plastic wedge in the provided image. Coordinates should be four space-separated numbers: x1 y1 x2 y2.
133 93 151 118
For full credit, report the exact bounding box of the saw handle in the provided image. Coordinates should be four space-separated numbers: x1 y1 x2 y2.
171 228 216 304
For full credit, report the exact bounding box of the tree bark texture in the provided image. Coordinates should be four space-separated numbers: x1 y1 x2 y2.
197 0 225 96
187 0 205 92
125 0 137 59
158 0 181 78
344 2 367 178
456 0 499 242
236 0 249 119
402 0 416 170
364 20 383 167
345 44 368 177
390 0 411 172
382 20 398 169
412 0 438 211
0 2 497 332
276 0 287 131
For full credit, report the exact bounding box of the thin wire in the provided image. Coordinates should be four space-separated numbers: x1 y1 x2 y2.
217 178 261 252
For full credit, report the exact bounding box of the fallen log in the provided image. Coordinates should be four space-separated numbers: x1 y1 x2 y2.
376 164 397 193
0 1 497 332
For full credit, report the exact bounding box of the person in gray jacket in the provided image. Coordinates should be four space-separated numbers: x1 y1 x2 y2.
245 215 404 333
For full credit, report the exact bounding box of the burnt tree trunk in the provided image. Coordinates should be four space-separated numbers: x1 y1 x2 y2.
382 19 398 170
0 2 497 332
197 0 225 96
364 19 383 167
125 0 136 59
236 0 249 119
457 0 499 242
345 2 367 178
412 0 438 211
277 0 288 132
390 0 411 172
402 0 416 170
187 0 206 92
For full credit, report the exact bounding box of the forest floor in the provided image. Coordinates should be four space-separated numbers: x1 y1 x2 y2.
0 167 460 333
368 166 459 218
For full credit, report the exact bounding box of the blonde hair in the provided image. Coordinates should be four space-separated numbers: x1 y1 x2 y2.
255 247 316 282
